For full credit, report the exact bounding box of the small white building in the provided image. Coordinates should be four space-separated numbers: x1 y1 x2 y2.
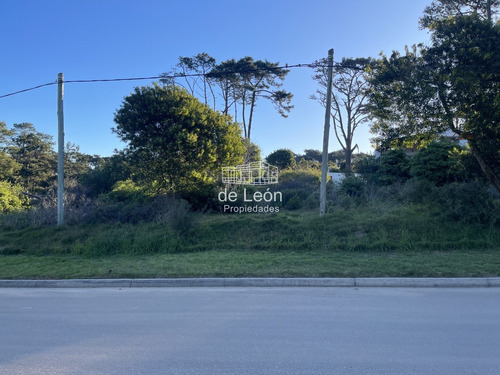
328 172 360 184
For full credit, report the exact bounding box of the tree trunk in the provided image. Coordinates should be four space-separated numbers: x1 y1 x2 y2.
344 139 352 173
241 97 247 139
468 141 500 194
247 91 257 140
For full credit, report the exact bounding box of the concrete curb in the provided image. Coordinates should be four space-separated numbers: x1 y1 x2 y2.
0 277 499 288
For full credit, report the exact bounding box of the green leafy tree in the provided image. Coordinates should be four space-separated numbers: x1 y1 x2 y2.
0 122 20 183
0 151 21 183
420 0 499 28
63 142 96 180
0 180 24 212
8 123 56 195
266 148 296 170
113 84 245 194
368 13 500 193
302 149 323 163
80 152 133 197
0 121 13 147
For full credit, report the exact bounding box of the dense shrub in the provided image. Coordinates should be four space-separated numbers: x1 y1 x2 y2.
178 180 220 211
357 178 499 225
376 149 411 185
339 175 366 198
324 175 368 210
357 142 484 190
108 179 149 203
355 150 411 186
278 169 321 191
0 193 196 234
274 169 322 211
431 182 499 224
285 194 303 210
154 197 196 234
410 140 478 185
295 158 322 171
79 153 133 197
303 193 319 209
398 178 436 204
354 155 379 181
281 188 309 208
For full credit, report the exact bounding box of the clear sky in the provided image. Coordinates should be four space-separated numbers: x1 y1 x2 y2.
0 0 432 159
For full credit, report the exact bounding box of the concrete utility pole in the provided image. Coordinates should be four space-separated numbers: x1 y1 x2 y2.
57 73 64 225
319 49 334 217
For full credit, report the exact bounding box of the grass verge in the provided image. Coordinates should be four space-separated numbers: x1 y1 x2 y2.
1 204 499 279
1 250 499 279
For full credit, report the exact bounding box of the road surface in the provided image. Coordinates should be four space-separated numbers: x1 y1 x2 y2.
1 287 499 374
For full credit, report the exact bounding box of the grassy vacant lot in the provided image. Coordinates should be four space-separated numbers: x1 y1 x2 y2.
1 204 499 279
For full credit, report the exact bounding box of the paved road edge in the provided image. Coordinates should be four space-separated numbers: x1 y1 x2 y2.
1 277 500 288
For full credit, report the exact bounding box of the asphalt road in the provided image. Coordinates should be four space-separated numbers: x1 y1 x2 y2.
1 287 499 375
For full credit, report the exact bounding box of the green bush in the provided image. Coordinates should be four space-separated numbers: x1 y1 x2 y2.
339 175 366 198
398 178 436 204
79 153 133 197
278 169 321 191
326 175 368 210
107 179 149 203
0 192 198 233
0 180 25 212
356 151 411 186
376 149 411 185
410 140 480 185
178 180 219 211
281 188 309 206
285 194 303 210
303 193 319 209
431 182 499 224
354 155 379 182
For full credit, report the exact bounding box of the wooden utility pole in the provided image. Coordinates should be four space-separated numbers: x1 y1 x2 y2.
319 49 334 217
57 73 64 225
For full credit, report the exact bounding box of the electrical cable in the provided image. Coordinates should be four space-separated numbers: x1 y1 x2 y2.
0 62 339 100
0 81 57 99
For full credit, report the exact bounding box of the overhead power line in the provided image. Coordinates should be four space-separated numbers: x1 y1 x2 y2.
0 81 58 99
0 62 339 100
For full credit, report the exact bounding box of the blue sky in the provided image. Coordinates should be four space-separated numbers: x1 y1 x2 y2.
0 0 431 158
